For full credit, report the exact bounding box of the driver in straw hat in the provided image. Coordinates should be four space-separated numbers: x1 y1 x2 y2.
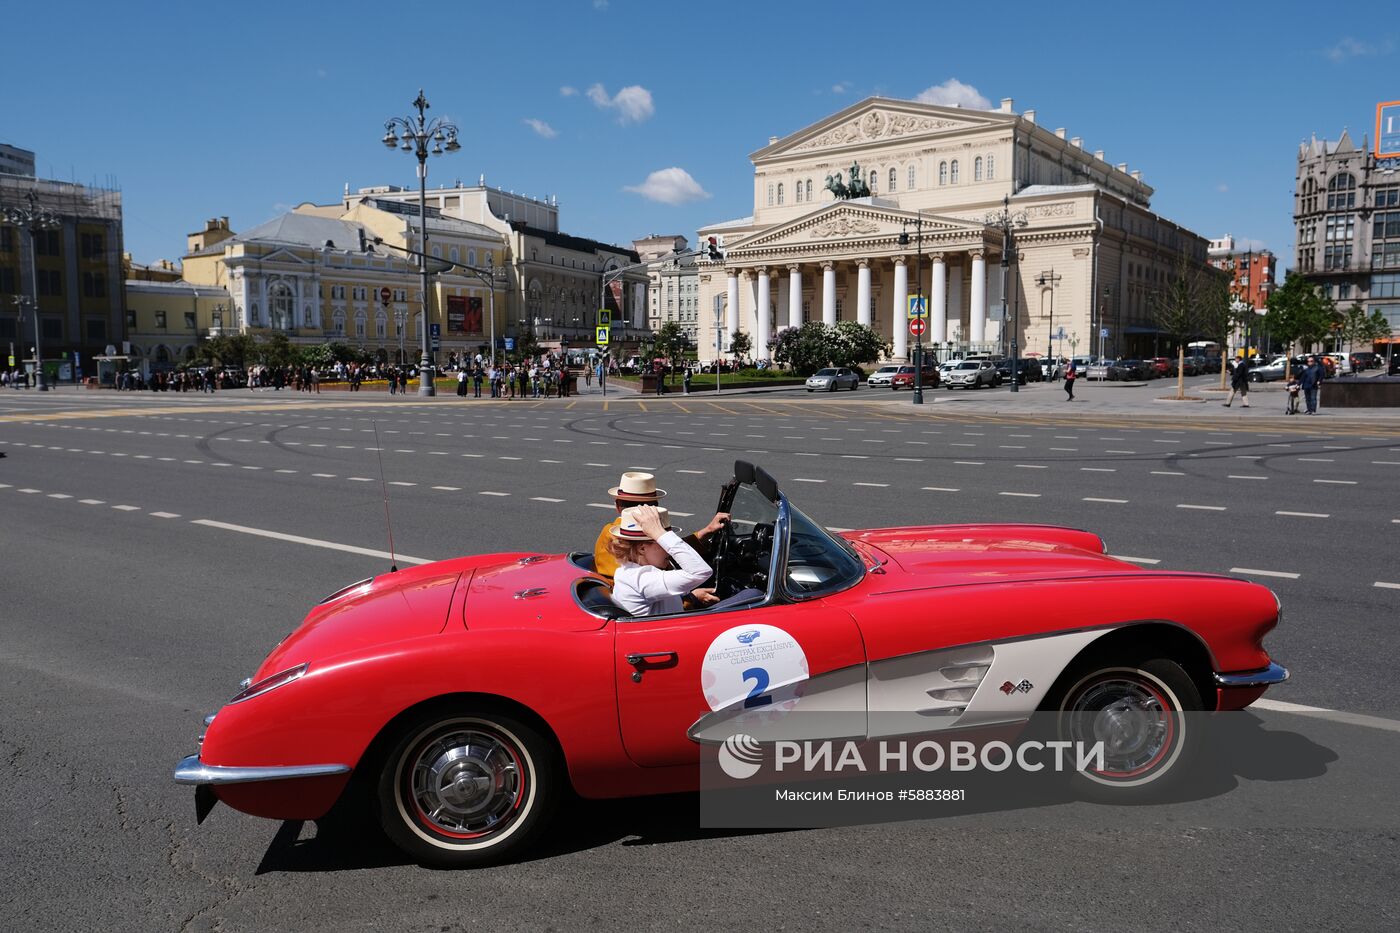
593 471 728 582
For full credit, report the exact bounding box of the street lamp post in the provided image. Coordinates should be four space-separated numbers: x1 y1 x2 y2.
1036 269 1061 361
983 196 1029 393
382 89 461 396
898 211 926 404
3 190 61 391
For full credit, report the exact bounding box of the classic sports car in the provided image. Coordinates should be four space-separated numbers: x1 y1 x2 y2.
176 462 1287 867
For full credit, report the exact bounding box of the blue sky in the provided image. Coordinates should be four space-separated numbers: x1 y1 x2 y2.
4 0 1395 270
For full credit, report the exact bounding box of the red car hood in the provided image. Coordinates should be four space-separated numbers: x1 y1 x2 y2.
845 523 1132 589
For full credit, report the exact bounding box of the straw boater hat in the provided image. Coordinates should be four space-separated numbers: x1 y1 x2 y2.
609 506 679 540
607 471 667 502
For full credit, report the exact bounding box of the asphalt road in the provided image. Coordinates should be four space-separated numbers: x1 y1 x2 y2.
1 388 1397 932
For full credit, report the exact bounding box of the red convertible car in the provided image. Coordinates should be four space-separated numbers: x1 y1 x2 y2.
176 462 1287 866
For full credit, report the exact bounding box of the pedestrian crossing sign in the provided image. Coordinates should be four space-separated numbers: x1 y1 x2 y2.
596 325 610 346
907 296 927 319
599 309 611 326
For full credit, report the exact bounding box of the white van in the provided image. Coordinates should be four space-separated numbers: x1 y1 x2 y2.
1325 353 1352 375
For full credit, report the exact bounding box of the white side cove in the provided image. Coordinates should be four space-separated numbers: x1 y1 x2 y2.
867 629 1116 738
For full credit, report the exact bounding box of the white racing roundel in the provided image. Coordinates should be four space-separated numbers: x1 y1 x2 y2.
700 624 809 713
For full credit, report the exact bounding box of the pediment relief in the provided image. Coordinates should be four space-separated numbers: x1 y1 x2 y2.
733 206 967 252
251 247 310 265
790 110 968 153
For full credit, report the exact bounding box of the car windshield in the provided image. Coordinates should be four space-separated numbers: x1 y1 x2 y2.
814 368 838 376
956 362 979 370
898 366 915 373
876 366 899 374
783 500 865 598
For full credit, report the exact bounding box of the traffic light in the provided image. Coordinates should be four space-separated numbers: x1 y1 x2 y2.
706 235 724 262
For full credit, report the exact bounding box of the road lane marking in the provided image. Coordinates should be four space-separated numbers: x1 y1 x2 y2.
47 493 72 499
1314 479 1357 485
79 499 104 505
1230 567 1300 579
531 497 565 503
1178 504 1226 511
1015 464 1048 469
1081 467 1116 472
190 519 433 565
150 511 180 519
479 491 510 497
112 505 140 511
1251 699 1400 735
999 492 1041 498
1083 497 1128 503
1297 457 1333 462
1277 511 1329 518
311 473 336 478
1374 582 1400 590
432 486 461 491
388 481 416 487
1151 471 1185 476
587 503 614 509
854 482 889 487
791 478 825 483
348 477 374 482
1228 475 1268 480
922 486 960 492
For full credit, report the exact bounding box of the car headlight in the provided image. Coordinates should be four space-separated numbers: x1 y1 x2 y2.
229 663 307 704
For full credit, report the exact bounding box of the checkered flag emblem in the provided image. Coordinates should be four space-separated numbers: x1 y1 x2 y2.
1014 679 1034 693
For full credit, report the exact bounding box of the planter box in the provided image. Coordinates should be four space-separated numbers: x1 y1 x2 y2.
1321 377 1400 407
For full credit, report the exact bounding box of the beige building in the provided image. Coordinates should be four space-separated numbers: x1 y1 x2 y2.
633 234 700 343
697 96 1213 363
341 181 647 351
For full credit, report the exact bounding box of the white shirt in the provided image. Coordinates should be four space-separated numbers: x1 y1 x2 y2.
612 531 711 617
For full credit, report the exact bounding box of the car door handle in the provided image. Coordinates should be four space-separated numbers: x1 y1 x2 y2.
625 651 677 666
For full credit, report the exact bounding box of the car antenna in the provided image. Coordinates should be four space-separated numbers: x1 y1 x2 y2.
372 421 399 573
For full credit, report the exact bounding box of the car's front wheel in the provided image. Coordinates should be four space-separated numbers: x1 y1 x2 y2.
1049 658 1201 801
377 709 559 867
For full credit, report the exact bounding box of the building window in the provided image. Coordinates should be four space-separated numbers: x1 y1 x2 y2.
35 229 60 256
950 160 960 184
1325 214 1355 242
0 267 16 293
1372 273 1400 299
1376 187 1399 207
1327 173 1356 210
468 249 477 267
154 310 167 329
270 283 294 330
332 311 345 336
42 318 62 341
375 312 387 338
0 227 13 252
986 154 995 180
1324 244 1353 270
767 184 774 206
1373 242 1400 269
184 311 196 330
86 318 106 342
1339 283 1352 300
37 269 62 296
908 165 916 190
1374 212 1400 240
887 167 897 193
449 247 459 264
795 181 803 204
777 182 784 205
805 179 813 201
81 271 106 298
355 312 366 337
974 157 983 181
939 162 947 185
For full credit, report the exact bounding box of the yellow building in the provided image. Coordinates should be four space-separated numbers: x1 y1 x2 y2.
170 200 508 362
124 279 232 370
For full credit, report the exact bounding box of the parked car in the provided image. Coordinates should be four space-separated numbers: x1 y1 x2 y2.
866 365 901 388
993 357 1043 384
1147 358 1171 377
1324 353 1352 375
1390 354 1400 375
805 367 860 392
1247 357 1289 382
174 460 1289 867
1108 359 1150 381
1187 355 1221 374
1086 359 1113 381
944 359 998 389
891 364 940 390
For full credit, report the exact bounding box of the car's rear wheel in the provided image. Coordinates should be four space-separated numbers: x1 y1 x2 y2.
1049 658 1200 801
377 710 559 867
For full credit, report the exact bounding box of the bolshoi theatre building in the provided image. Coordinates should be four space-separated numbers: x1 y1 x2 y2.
695 96 1215 364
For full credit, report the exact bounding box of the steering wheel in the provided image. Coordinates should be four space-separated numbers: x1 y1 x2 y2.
708 518 735 598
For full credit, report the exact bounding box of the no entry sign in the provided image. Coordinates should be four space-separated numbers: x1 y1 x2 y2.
909 318 928 337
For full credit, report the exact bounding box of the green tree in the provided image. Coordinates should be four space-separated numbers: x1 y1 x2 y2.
770 322 830 375
825 321 887 370
197 333 257 369
728 330 752 365
1364 308 1394 345
1339 305 1372 355
653 321 687 384
1150 250 1207 399
1267 275 1335 355
253 332 296 369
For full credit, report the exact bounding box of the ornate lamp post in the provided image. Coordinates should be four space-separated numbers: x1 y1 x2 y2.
1036 269 1061 361
382 89 461 396
898 211 927 405
983 196 1029 392
3 190 61 390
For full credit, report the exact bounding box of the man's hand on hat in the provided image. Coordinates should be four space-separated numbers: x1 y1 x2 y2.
697 512 730 540
631 505 669 541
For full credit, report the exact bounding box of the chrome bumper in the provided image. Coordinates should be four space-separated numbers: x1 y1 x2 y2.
1213 662 1290 688
173 754 351 786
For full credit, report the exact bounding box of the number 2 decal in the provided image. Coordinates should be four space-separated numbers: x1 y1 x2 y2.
742 667 772 708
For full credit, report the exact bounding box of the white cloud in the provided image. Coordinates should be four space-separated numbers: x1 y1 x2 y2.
915 78 991 110
593 0 609 8
523 118 558 139
586 83 655 124
1216 183 1229 193
624 167 711 205
559 85 578 97
1324 37 1391 62
831 82 849 94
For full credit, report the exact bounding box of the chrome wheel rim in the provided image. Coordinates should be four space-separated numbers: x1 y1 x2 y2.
405 727 524 838
1066 675 1175 779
